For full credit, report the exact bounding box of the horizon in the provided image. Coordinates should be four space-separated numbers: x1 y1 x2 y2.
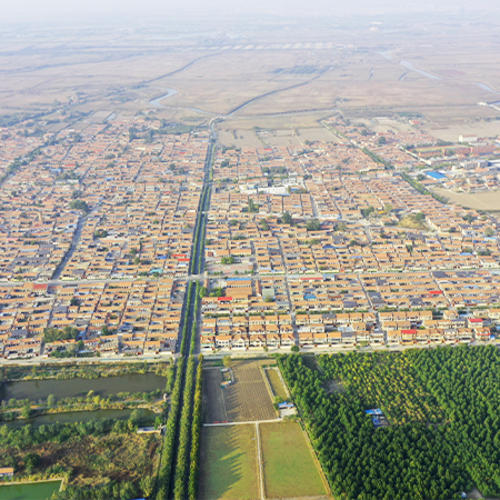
3 0 500 24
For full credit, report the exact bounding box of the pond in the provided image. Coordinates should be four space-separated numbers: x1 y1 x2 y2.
5 408 156 428
1 373 166 402
0 479 62 500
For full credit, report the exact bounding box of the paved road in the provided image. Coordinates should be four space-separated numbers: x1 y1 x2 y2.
175 121 216 354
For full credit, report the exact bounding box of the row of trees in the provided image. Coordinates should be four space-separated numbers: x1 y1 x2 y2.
1 360 173 382
155 282 204 498
156 355 204 499
173 356 197 499
51 480 140 500
188 358 203 499
156 358 183 498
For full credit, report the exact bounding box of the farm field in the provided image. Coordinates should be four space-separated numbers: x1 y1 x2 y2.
199 424 259 500
260 421 328 499
224 360 277 422
278 346 500 499
203 360 277 423
202 367 228 423
264 368 288 400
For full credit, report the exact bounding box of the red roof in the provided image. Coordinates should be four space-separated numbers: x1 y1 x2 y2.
218 297 232 302
429 290 442 295
469 318 483 323
401 329 417 334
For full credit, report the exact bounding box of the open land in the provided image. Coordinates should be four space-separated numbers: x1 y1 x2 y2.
199 424 259 500
433 188 500 211
260 421 328 499
199 421 330 500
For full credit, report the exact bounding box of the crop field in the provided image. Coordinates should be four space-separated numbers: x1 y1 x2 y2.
199 425 259 500
260 421 328 499
224 360 277 422
264 368 289 400
279 346 500 499
203 361 276 423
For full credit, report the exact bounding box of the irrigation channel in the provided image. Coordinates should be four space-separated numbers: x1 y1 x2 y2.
154 124 216 499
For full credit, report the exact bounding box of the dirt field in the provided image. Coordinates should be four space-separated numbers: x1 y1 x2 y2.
203 367 229 423
218 128 264 148
258 129 302 148
296 127 342 143
203 360 277 423
224 360 277 421
434 188 500 211
426 119 500 142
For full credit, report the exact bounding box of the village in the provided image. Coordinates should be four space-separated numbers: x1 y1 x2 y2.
0 111 498 360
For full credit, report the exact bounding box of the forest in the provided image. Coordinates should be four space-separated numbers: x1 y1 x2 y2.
278 346 499 500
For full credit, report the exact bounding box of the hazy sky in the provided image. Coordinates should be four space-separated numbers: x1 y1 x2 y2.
3 0 500 23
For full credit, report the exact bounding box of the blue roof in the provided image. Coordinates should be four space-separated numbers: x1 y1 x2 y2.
227 277 250 281
426 171 446 180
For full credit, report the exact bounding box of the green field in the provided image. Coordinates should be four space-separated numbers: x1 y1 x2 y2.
260 421 327 498
265 368 288 400
0 480 62 500
199 425 259 500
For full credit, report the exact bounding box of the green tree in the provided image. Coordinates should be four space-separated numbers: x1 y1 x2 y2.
24 452 40 474
282 211 293 225
21 400 32 419
140 475 154 498
306 219 321 231
47 394 55 408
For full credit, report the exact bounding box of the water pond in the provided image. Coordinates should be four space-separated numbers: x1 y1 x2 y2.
1 373 165 402
0 479 62 500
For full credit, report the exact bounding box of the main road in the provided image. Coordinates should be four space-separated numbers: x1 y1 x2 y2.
176 120 217 354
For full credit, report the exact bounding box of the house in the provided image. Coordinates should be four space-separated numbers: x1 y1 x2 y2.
0 467 14 479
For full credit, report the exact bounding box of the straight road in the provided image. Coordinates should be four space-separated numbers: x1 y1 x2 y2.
203 418 281 427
